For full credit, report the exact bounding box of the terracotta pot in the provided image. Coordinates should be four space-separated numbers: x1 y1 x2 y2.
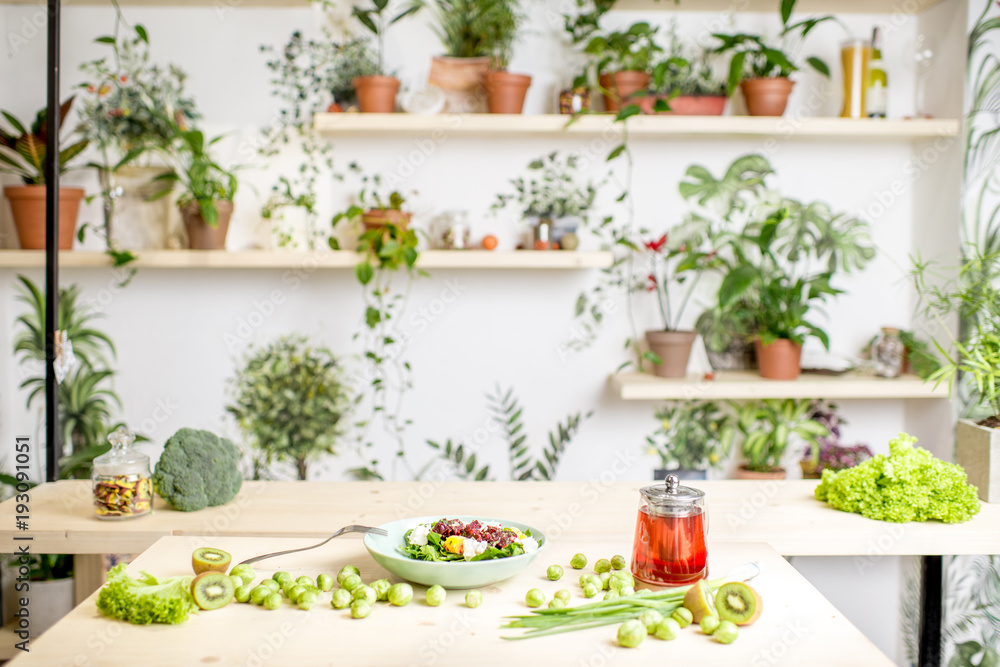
428 56 491 113
653 468 708 481
637 94 727 116
361 209 412 232
484 71 532 114
740 77 795 117
645 330 697 378
755 338 802 380
613 70 651 107
5 185 84 250
736 465 787 480
956 419 1000 503
599 73 618 112
353 75 400 113
181 200 233 250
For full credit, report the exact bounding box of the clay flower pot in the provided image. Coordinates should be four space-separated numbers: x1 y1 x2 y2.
428 56 491 113
740 77 795 117
638 94 727 116
754 338 803 380
599 73 618 112
613 70 651 107
361 209 412 232
484 71 532 114
5 185 84 250
645 330 697 378
736 465 787 480
181 200 233 250
353 75 400 113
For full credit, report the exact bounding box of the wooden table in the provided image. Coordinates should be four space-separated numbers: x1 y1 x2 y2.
4 479 997 666
7 536 895 667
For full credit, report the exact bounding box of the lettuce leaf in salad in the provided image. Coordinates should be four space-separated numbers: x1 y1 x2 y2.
398 523 536 562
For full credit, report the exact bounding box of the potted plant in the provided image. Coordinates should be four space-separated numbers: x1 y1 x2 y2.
913 250 1000 502
77 6 197 252
695 305 757 371
418 0 517 113
482 0 530 114
586 22 660 112
328 37 380 109
227 335 350 481
645 25 727 116
647 400 734 480
151 128 238 250
712 0 834 116
0 98 88 250
351 0 418 113
799 401 872 478
556 0 616 113
733 398 827 480
491 151 601 247
331 165 413 236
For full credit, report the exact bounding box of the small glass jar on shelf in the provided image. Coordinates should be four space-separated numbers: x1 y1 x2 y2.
92 427 153 520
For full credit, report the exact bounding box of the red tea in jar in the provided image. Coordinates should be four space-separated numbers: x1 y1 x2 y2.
631 475 708 586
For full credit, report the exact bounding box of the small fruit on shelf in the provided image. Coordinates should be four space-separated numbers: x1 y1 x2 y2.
482 234 498 250
525 589 545 608
617 619 646 648
191 547 232 575
714 620 739 644
533 240 551 251
715 581 763 625
654 617 681 641
191 572 236 610
466 590 483 608
560 233 579 251
683 579 718 623
547 564 564 581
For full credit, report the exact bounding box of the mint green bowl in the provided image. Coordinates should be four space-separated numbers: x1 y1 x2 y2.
363 516 547 589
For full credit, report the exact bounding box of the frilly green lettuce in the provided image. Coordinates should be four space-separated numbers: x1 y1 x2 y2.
814 432 980 523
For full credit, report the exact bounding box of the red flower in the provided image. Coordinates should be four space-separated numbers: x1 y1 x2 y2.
118 75 129 83
645 273 657 292
644 234 667 253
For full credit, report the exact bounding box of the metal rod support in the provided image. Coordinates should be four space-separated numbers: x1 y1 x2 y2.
918 555 943 667
44 0 61 483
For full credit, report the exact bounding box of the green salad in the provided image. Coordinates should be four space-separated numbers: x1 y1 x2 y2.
399 518 540 562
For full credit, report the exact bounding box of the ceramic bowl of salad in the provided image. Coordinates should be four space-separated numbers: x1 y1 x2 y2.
364 516 547 589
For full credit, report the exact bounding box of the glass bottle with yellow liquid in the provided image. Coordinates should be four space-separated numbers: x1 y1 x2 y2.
841 39 872 118
867 28 888 118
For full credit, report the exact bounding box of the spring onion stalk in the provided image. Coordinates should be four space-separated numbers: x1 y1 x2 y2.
501 577 727 640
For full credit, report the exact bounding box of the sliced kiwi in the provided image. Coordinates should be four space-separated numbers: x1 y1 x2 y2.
682 579 718 624
191 547 232 575
715 582 762 626
191 571 236 610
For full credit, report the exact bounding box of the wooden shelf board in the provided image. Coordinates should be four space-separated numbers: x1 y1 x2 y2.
0 250 614 270
0 0 945 12
610 370 949 400
315 113 959 141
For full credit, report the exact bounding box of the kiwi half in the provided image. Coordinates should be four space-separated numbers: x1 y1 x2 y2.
682 579 718 623
191 571 236 610
192 547 232 575
715 582 762 625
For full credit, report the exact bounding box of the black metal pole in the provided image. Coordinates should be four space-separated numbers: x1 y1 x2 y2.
44 0 61 483
918 555 943 667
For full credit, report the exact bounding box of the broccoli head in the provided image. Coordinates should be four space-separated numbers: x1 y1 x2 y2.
153 428 243 512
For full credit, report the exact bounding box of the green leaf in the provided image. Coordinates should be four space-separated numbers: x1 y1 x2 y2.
607 144 626 162
135 25 149 43
806 56 830 77
615 105 641 122
95 36 116 44
355 261 374 285
719 265 758 309
780 0 795 25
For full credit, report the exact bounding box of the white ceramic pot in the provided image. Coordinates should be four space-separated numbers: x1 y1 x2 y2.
956 418 1000 503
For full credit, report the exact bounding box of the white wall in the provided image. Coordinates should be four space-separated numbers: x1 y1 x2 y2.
0 2 968 663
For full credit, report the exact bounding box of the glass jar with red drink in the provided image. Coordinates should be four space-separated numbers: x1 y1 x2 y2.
631 474 707 586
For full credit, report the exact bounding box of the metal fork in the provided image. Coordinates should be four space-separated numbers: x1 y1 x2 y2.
236 525 388 567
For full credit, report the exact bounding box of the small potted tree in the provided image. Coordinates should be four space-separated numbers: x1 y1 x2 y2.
0 99 88 250
227 335 351 481
586 22 660 112
913 250 1000 502
712 0 834 116
482 0 531 114
332 166 413 235
734 398 828 480
150 128 238 250
351 0 418 113
647 401 734 481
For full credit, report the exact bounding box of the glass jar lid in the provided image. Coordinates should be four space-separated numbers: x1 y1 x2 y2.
640 474 704 515
93 427 149 477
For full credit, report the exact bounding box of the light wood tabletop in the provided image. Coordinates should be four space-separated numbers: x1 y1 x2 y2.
7 535 894 667
4 480 998 557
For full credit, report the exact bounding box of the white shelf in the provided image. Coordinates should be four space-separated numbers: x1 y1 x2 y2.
0 250 614 270
610 370 949 400
316 113 959 142
0 0 946 12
